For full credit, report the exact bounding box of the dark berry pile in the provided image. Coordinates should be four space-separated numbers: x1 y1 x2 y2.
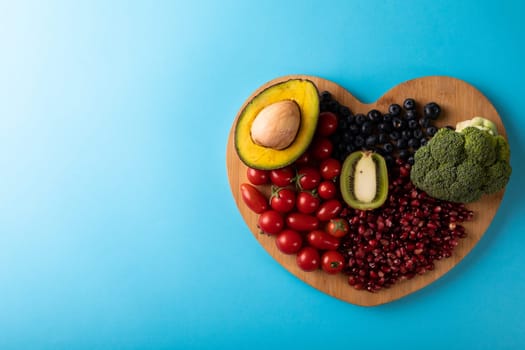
319 91 442 167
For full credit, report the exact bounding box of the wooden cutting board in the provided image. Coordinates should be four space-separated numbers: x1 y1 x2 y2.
226 75 507 306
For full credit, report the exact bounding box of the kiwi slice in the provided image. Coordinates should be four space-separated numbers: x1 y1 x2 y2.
340 151 388 210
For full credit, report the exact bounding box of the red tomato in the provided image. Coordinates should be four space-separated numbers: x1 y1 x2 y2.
296 166 321 191
316 199 343 221
326 218 349 238
286 212 319 231
296 191 320 214
317 112 338 137
310 137 333 160
306 230 340 250
270 187 296 213
258 210 284 235
246 167 270 185
294 151 312 166
317 181 337 200
275 229 303 254
320 158 341 181
270 166 295 187
240 183 268 214
296 247 320 272
321 251 345 274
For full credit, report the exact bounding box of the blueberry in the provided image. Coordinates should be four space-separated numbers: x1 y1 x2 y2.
339 119 348 130
382 113 393 123
320 91 332 102
349 123 360 135
407 156 415 165
389 104 402 116
361 121 374 135
403 98 416 110
383 143 394 153
445 125 454 130
419 118 430 128
426 126 438 136
396 139 408 149
366 135 378 146
408 119 419 129
343 131 353 142
413 129 424 139
420 138 428 146
320 101 329 112
355 113 366 125
424 102 441 120
401 130 412 140
392 117 405 129
346 114 355 124
408 138 420 149
405 110 418 120
354 135 364 147
328 100 340 112
399 149 410 160
367 109 382 123
389 131 401 140
345 144 355 153
339 105 351 117
337 142 346 151
378 133 388 144
377 122 392 133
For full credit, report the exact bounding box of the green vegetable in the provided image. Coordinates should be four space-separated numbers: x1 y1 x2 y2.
410 118 511 203
456 116 498 136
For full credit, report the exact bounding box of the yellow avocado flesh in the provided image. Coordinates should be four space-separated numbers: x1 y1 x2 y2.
234 79 319 170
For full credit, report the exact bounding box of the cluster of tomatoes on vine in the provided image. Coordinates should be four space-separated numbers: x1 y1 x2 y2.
240 112 352 274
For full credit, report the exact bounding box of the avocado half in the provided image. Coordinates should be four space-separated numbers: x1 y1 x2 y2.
234 79 320 170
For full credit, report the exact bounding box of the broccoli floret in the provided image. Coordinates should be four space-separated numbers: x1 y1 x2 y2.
462 127 496 166
483 160 512 194
428 128 465 165
409 117 512 203
494 135 511 162
421 164 457 200
410 146 436 184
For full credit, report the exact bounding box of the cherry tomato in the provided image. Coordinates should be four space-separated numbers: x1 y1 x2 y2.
275 229 303 254
316 199 343 221
317 112 338 137
317 181 337 200
270 187 296 213
270 166 295 187
296 246 320 272
321 251 345 274
310 137 333 160
240 183 268 214
296 191 320 214
246 167 270 185
306 230 340 250
326 218 349 238
286 212 319 231
294 151 312 166
296 166 321 191
320 158 341 181
258 210 284 235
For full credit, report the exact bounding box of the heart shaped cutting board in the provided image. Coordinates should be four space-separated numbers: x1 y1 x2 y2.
226 75 507 306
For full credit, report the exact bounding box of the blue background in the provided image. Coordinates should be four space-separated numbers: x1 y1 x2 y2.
1 0 524 349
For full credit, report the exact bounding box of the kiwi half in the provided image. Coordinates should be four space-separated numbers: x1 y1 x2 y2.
340 151 388 210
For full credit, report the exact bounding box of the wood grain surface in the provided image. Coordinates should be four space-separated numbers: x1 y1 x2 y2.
226 75 507 307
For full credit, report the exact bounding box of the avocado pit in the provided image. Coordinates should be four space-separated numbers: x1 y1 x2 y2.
250 100 301 150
